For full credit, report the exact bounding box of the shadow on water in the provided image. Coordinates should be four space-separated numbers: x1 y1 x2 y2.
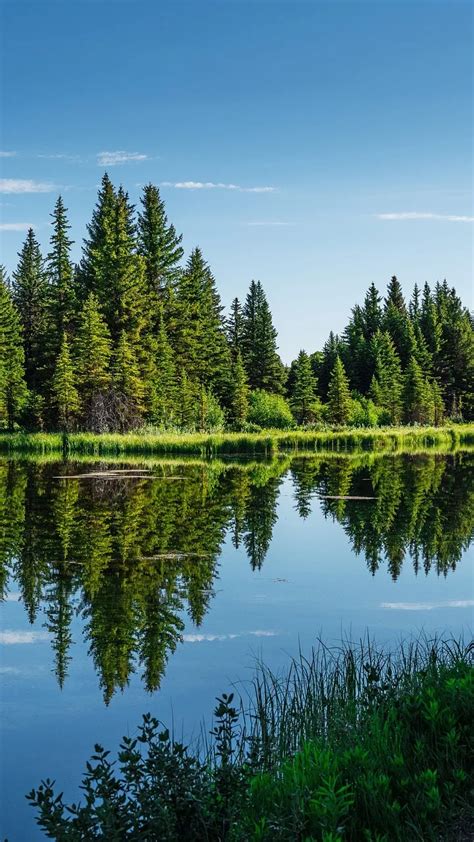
0 451 472 701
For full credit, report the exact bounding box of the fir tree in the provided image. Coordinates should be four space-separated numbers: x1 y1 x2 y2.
402 357 434 424
77 173 117 301
318 332 344 400
12 228 48 394
361 283 383 340
112 331 146 429
241 280 285 393
52 333 80 432
369 330 403 424
0 267 27 428
151 315 177 426
327 356 352 425
291 349 318 424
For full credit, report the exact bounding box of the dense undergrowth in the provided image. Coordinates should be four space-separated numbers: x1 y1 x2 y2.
28 637 473 841
0 423 473 457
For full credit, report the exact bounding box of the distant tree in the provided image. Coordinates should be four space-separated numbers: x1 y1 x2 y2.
47 196 76 341
0 267 27 428
290 349 318 424
318 332 344 400
52 333 80 432
327 356 352 425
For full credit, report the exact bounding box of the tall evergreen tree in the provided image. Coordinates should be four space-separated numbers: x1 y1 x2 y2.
52 333 80 432
318 332 344 400
290 349 318 424
137 183 184 310
77 173 117 302
402 357 434 424
0 267 27 428
327 356 352 425
112 331 146 428
74 294 112 424
361 283 383 340
226 297 244 361
369 330 403 424
47 196 76 341
12 228 48 394
229 351 249 429
150 315 177 426
241 280 285 393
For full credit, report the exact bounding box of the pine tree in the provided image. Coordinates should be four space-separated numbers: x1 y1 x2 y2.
318 332 344 400
137 183 184 311
402 357 434 424
74 294 112 423
77 173 117 302
361 283 382 340
12 228 48 394
327 356 352 425
52 333 80 432
0 267 27 428
108 187 148 344
47 196 76 341
229 351 249 429
291 349 318 424
241 280 285 393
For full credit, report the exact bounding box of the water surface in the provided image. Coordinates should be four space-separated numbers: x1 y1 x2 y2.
0 452 472 841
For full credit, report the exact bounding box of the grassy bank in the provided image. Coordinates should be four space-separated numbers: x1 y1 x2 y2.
1 423 473 457
29 637 473 841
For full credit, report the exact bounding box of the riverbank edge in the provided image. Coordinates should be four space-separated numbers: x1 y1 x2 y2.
0 423 473 456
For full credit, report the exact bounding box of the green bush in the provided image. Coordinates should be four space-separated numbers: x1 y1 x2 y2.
349 395 381 428
248 390 294 430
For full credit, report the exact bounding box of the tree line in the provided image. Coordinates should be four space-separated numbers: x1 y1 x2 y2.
0 174 472 432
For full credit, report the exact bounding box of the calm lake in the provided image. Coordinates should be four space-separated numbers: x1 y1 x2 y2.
0 452 473 841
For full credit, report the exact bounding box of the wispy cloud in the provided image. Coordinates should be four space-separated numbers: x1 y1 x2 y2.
246 221 292 227
381 600 474 611
0 178 56 194
0 150 16 158
183 630 278 643
0 630 50 644
0 222 36 232
161 181 276 193
97 150 149 166
37 153 82 162
376 212 474 222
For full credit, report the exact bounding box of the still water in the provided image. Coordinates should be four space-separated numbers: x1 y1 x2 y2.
0 452 473 840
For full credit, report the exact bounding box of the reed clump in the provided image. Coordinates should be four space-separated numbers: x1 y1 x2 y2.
29 635 473 840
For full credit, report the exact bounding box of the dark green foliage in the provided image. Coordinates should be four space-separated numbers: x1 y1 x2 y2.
47 195 76 342
12 228 48 396
138 183 184 305
0 267 27 428
229 352 249 429
74 293 112 429
403 357 434 425
369 330 403 424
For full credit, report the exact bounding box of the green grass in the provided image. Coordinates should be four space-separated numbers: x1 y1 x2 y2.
28 636 473 841
0 423 473 457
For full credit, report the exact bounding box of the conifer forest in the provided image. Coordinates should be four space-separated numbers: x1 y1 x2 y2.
1 174 473 436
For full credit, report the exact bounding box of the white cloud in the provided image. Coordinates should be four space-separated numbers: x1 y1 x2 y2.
4 592 21 601
37 153 82 162
161 181 275 193
0 151 16 158
381 600 474 611
183 630 278 643
0 178 56 194
0 223 36 232
97 150 149 166
0 630 50 644
376 212 474 222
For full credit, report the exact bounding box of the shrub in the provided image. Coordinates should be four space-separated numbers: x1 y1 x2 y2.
248 390 294 430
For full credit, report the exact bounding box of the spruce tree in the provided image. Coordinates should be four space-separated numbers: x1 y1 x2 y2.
291 349 318 424
112 331 146 428
77 173 117 302
151 315 177 426
318 332 344 400
361 283 382 340
0 267 27 428
52 333 80 432
241 280 285 393
137 183 184 310
12 228 48 394
327 356 352 425
402 357 434 424
74 294 112 424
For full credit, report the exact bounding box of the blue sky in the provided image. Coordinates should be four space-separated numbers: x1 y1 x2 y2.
0 0 472 361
